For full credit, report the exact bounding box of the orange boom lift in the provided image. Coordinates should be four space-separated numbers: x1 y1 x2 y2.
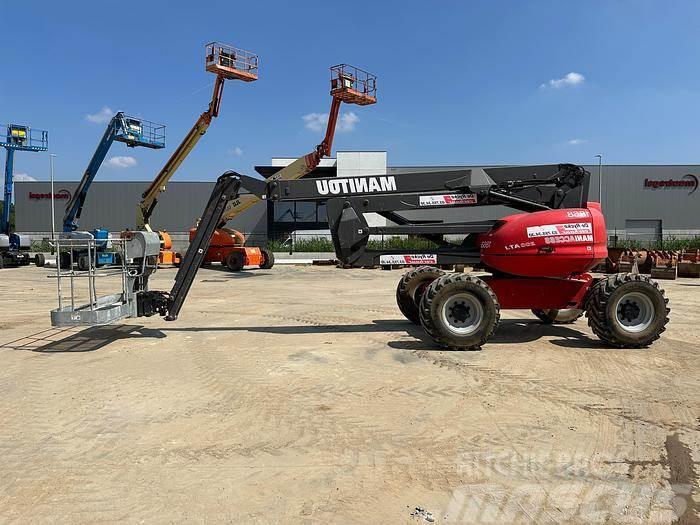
136 42 258 266
199 64 377 271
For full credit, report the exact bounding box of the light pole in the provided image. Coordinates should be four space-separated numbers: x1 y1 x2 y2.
49 154 57 240
594 154 603 207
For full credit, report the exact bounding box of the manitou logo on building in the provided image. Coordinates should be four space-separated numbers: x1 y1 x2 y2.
28 189 71 200
316 175 397 196
644 174 698 194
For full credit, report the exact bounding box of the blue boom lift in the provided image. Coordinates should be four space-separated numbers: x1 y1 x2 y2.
0 123 49 269
59 112 165 270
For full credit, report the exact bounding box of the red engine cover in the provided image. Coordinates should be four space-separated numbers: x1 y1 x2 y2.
479 202 607 278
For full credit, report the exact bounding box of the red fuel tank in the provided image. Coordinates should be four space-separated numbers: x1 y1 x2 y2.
478 202 607 278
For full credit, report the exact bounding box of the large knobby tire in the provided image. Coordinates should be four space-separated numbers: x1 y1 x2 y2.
396 266 445 325
34 253 46 267
259 248 275 270
532 308 584 324
419 274 500 350
586 273 670 348
225 251 245 272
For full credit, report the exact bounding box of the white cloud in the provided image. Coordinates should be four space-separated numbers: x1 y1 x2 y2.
105 156 137 169
302 111 360 133
85 106 114 124
541 72 585 89
229 146 243 156
567 138 587 146
339 111 359 132
303 112 328 132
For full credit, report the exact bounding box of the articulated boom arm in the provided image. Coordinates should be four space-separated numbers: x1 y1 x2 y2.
63 112 165 232
217 92 344 227
216 63 377 227
137 172 241 320
137 76 225 231
267 164 589 267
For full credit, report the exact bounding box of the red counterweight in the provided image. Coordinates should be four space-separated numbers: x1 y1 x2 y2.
479 202 607 279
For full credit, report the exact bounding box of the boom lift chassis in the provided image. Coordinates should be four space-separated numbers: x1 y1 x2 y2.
52 165 670 351
259 163 671 349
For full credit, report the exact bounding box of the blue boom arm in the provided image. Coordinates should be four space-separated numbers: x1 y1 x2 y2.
62 113 165 232
1 149 15 235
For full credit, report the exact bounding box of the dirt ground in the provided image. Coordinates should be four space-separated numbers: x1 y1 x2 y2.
0 264 698 524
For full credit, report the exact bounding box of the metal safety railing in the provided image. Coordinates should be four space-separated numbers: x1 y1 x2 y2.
330 64 377 105
114 115 166 149
50 238 130 315
205 42 259 81
0 123 49 151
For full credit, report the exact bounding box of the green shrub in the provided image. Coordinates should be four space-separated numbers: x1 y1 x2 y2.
31 239 53 252
268 236 440 253
609 236 700 251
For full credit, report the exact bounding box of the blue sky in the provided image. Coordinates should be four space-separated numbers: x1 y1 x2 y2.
3 0 700 186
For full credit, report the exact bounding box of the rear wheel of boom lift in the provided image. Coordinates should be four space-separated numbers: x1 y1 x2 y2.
531 308 583 324
419 274 500 350
59 252 71 270
174 253 182 268
34 253 46 267
225 251 245 272
586 273 670 348
396 266 445 324
259 248 275 269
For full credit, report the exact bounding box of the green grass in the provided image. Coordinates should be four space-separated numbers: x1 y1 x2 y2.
268 234 700 253
268 236 439 253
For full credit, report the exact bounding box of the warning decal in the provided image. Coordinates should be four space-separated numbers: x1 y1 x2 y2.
526 222 593 238
419 194 477 206
379 254 438 265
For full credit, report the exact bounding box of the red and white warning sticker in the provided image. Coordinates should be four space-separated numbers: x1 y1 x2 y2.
419 193 477 206
544 234 594 244
379 254 438 265
526 222 592 238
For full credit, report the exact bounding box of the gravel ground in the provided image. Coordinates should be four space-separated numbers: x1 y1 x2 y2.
0 265 698 523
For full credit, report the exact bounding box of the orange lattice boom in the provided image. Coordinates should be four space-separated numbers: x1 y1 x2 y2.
330 64 377 105
206 42 259 82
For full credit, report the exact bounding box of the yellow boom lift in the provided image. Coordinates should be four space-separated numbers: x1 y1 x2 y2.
137 42 258 266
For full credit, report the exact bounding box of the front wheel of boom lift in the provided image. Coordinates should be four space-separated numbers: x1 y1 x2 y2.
396 266 445 324
225 251 245 272
259 248 275 270
531 308 584 324
419 274 500 350
34 253 46 267
585 273 670 348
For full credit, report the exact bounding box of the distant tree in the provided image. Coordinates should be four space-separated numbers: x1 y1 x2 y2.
0 200 16 232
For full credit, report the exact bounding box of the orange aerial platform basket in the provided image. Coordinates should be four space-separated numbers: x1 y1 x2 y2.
205 42 259 82
330 64 377 105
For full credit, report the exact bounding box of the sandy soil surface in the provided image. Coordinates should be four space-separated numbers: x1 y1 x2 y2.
0 265 698 523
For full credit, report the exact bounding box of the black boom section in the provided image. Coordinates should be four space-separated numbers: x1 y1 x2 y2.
166 172 242 320
269 164 589 209
137 172 242 320
268 164 590 267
